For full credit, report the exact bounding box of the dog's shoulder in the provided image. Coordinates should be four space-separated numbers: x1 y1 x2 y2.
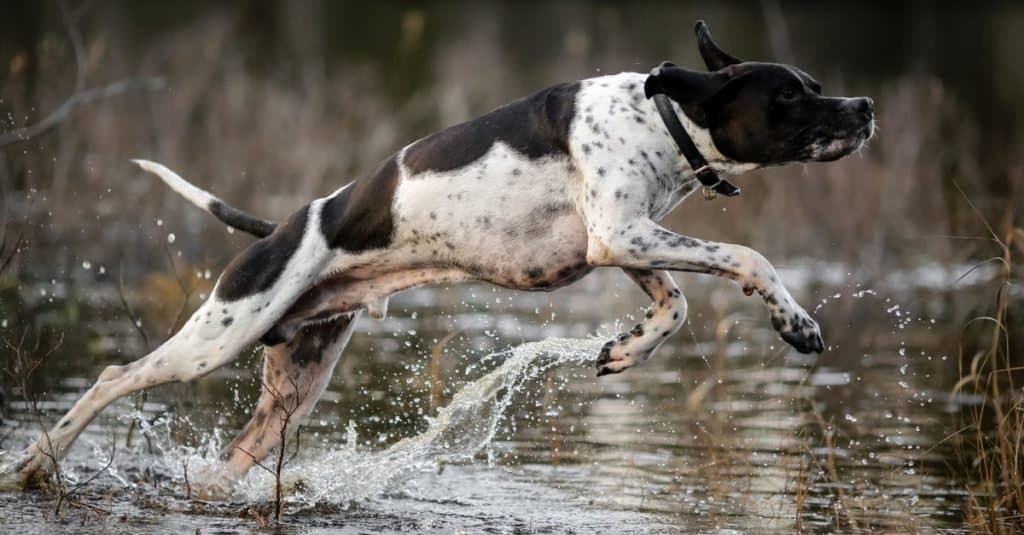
571 72 657 139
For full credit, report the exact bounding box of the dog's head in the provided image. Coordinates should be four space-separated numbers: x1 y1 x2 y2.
644 21 875 165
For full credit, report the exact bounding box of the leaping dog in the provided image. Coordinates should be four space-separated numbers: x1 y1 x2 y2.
7 21 874 490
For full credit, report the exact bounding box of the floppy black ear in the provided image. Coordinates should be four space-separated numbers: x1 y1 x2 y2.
644 61 724 103
695 20 742 71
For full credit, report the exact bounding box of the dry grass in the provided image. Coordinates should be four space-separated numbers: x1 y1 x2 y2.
952 181 1023 534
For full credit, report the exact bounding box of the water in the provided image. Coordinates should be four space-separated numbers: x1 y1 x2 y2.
0 263 998 533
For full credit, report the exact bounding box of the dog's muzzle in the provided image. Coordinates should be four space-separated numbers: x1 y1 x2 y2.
810 97 875 162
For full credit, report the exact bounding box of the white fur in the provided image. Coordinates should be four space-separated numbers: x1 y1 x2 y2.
133 159 220 216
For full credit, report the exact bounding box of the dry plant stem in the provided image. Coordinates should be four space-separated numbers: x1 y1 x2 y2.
793 454 808 532
182 458 192 500
233 371 313 522
1 331 111 515
0 2 165 147
951 180 1022 534
0 224 25 276
55 440 116 517
429 330 461 414
809 409 859 532
122 243 195 449
0 76 165 148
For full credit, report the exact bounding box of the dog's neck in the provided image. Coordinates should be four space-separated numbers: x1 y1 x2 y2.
661 96 759 179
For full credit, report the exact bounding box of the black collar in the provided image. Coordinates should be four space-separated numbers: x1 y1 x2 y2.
651 93 740 198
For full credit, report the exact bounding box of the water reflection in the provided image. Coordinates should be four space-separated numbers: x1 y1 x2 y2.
0 265 989 532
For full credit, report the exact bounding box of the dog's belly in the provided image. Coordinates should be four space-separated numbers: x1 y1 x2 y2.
391 142 592 291
471 215 593 291
387 209 592 291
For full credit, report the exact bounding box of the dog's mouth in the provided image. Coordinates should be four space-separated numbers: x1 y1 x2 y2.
807 120 875 162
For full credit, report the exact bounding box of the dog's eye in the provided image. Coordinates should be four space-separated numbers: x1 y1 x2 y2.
779 87 798 101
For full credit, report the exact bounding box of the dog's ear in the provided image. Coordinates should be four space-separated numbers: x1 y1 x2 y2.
645 62 728 126
644 61 725 102
695 20 742 71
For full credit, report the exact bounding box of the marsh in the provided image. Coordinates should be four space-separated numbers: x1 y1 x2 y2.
1 1 1022 532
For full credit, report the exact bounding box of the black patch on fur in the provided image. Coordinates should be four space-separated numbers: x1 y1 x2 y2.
216 206 310 301
286 315 352 367
320 156 401 252
403 82 580 175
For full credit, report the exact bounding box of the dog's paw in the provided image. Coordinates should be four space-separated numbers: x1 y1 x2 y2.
595 337 639 376
772 308 824 354
0 451 52 491
185 461 238 501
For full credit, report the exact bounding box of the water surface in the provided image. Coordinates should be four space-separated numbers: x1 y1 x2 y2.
0 264 991 533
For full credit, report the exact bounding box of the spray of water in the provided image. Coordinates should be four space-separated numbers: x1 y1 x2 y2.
136 337 604 507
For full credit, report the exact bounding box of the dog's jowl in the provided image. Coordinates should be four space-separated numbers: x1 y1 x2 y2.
6 21 874 491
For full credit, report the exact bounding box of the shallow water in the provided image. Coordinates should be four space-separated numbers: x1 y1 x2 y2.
0 264 1000 533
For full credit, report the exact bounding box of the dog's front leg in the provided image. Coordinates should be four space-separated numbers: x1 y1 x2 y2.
596 269 687 376
587 219 824 356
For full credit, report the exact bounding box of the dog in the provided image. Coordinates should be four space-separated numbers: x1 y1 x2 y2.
7 21 874 490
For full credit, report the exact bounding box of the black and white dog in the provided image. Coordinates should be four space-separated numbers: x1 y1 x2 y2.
8 22 873 489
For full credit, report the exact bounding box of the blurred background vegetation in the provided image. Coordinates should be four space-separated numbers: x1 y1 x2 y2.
1 0 1022 279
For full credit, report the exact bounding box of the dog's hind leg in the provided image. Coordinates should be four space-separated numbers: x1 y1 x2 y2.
221 313 358 477
596 269 687 376
8 200 334 488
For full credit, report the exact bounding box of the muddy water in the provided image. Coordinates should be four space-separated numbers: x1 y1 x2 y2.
0 264 995 533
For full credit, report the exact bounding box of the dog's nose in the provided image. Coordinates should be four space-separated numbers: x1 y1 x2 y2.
848 97 874 117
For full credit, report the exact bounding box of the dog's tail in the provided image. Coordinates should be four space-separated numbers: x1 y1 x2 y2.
132 159 277 238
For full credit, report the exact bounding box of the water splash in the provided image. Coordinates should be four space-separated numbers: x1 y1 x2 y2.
155 337 604 507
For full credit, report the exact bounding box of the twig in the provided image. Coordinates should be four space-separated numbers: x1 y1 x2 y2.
0 77 165 148
229 370 313 522
123 241 192 449
0 224 25 276
162 241 194 336
57 439 116 516
429 329 461 414
3 330 69 503
116 265 151 350
183 458 192 500
118 264 150 451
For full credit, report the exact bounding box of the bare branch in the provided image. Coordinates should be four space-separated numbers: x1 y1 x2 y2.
0 77 165 148
116 265 151 350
